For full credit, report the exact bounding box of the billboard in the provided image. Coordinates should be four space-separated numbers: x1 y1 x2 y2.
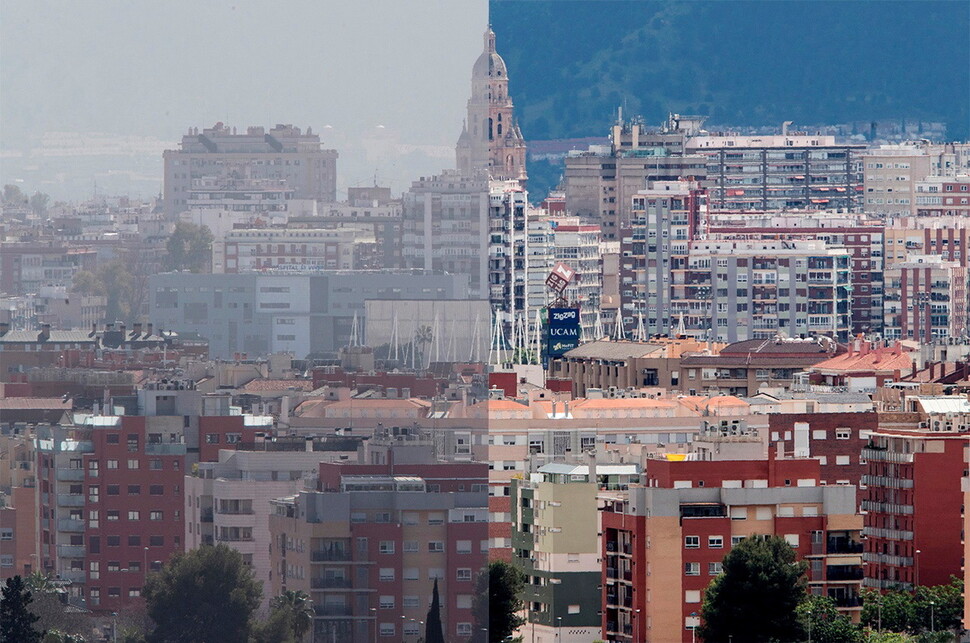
545 262 575 293
547 307 581 357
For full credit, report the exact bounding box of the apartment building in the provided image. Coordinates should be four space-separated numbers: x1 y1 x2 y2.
882 255 967 341
706 214 884 335
185 448 333 609
914 175 970 217
686 133 865 211
34 416 186 612
400 170 490 300
602 457 862 643
678 337 839 397
215 226 374 274
488 181 529 321
267 457 488 643
0 242 97 296
563 147 708 241
862 145 934 216
862 397 970 590
163 123 338 218
620 182 705 337
513 461 640 643
673 240 852 343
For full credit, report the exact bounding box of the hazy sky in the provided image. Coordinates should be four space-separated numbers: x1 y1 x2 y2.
0 0 487 197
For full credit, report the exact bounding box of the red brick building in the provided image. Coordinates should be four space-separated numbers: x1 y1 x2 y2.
602 456 863 642
36 416 185 612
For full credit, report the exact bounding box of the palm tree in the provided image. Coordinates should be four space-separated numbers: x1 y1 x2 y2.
414 324 434 368
271 590 313 642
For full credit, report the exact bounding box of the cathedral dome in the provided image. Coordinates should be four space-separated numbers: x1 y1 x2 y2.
473 27 508 79
472 51 507 79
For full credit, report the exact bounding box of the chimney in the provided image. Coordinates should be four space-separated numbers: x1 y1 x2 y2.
587 449 597 484
930 362 936 380
281 395 290 425
305 436 313 453
0 321 8 336
133 322 143 336
147 323 153 336
91 322 97 337
120 323 126 338
40 323 51 341
860 340 870 357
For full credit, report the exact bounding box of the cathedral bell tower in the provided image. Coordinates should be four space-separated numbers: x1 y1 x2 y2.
456 26 528 184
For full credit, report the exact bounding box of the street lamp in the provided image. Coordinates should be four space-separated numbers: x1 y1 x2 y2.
929 600 935 632
634 608 640 642
112 612 118 643
915 549 921 588
690 611 698 643
556 616 562 641
806 609 812 643
370 606 377 642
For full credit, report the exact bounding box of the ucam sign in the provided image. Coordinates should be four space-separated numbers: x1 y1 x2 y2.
547 307 581 357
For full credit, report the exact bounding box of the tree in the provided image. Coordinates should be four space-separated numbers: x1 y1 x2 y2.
424 579 445 643
29 192 50 216
24 573 87 639
2 184 25 205
143 544 261 643
0 575 43 643
269 590 312 642
797 595 862 643
862 578 964 636
473 561 526 643
165 222 213 273
249 609 294 643
699 535 808 643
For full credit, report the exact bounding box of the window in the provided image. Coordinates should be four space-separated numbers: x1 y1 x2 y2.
685 536 700 549
127 511 140 521
379 595 395 609
150 459 163 470
709 562 723 575
150 511 163 521
379 623 395 637
457 624 473 637
205 434 220 444
708 536 723 549
403 595 420 608
149 535 164 547
107 511 120 522
404 568 419 581
150 485 164 495
107 485 120 496
568 604 581 614
403 541 419 553
379 568 394 582
127 459 139 470
456 540 472 554
685 590 701 603
127 485 141 495
456 568 472 581
107 536 120 547
835 455 851 466
404 622 420 636
379 541 395 555
836 428 851 440
106 460 118 469
428 541 444 553
685 562 700 576
128 535 141 546
731 535 745 547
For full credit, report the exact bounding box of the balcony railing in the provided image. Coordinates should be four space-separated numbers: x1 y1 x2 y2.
311 578 353 589
311 551 352 562
314 605 352 616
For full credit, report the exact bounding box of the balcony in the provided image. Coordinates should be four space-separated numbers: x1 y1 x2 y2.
314 605 352 616
311 577 353 589
311 550 352 562
145 443 187 456
60 569 86 584
57 495 85 507
57 469 85 482
57 545 86 558
826 566 864 581
827 540 864 555
57 519 85 532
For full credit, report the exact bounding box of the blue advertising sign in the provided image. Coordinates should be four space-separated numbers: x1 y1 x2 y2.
547 307 581 357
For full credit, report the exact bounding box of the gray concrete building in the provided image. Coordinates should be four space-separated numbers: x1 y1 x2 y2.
148 271 470 360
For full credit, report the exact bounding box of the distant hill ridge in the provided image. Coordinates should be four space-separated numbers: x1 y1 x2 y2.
491 1 969 142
